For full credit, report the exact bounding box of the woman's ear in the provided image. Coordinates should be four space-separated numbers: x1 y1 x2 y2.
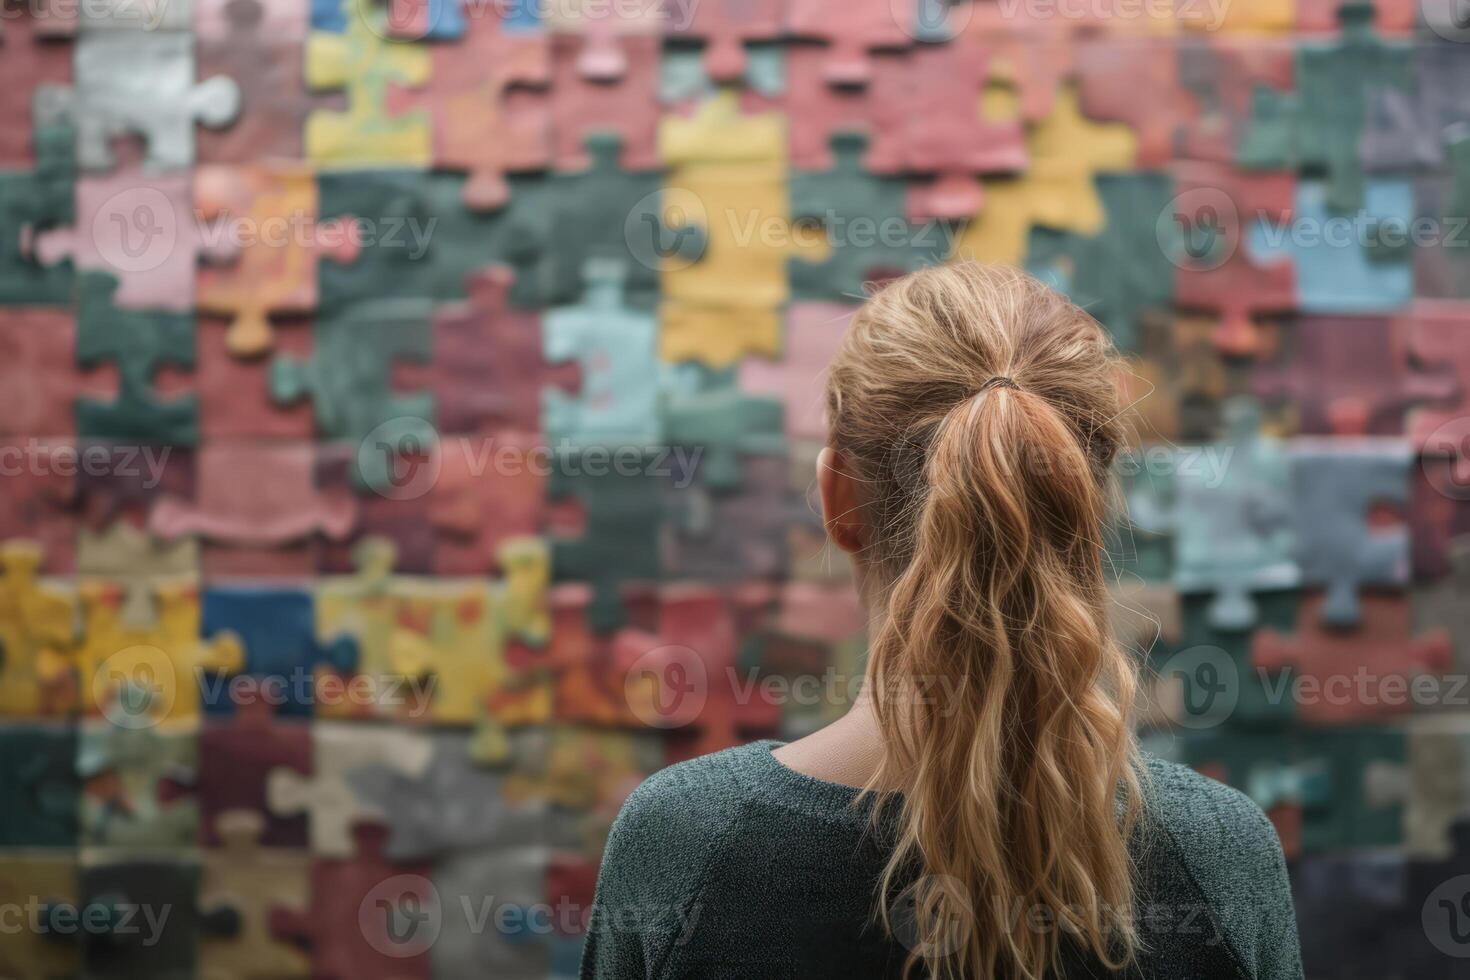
817 447 865 554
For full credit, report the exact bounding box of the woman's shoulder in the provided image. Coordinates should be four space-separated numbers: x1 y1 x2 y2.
1138 752 1284 851
1135 752 1303 980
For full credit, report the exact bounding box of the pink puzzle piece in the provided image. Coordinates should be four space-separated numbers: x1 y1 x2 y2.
1171 163 1296 357
785 0 910 87
196 0 308 163
1077 37 1192 169
738 302 854 442
550 33 660 170
0 439 77 572
1252 592 1451 725
1404 302 1470 485
150 442 357 546
663 0 786 84
785 44 876 169
0 8 72 167
429 431 546 576
545 0 665 83
1251 316 1458 436
0 309 78 438
867 38 1027 220
424 267 580 435
197 317 315 440
386 13 551 210
28 169 236 312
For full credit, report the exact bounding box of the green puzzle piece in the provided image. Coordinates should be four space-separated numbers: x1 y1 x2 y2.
76 272 198 445
1154 590 1300 731
0 123 75 306
318 169 550 311
788 132 947 302
664 375 785 491
1025 173 1177 353
549 450 664 631
1243 2 1410 212
269 299 435 491
539 133 706 310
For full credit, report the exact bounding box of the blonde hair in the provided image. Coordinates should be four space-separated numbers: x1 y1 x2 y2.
825 263 1143 979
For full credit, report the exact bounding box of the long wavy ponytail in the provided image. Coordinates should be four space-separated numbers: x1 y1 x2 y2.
824 263 1142 979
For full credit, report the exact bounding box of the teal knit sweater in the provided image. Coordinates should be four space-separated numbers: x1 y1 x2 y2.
580 740 1303 979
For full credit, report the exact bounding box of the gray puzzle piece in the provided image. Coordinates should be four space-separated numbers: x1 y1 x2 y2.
1173 398 1298 631
55 31 240 172
1290 437 1412 628
347 732 549 861
430 847 551 980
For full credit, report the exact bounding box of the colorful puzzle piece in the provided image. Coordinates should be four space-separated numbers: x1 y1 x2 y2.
195 163 358 356
304 0 431 168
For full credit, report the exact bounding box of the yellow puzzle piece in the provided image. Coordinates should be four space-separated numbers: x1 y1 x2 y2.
0 541 77 718
950 84 1136 266
659 91 821 366
305 0 432 168
77 581 243 725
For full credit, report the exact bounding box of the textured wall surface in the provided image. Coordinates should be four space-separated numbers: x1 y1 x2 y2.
0 0 1468 973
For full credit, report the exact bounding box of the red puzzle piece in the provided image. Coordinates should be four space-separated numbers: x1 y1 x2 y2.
550 33 660 170
197 317 314 440
195 0 307 163
1077 37 1193 169
271 823 433 980
150 442 357 548
0 439 77 572
1171 163 1296 356
199 704 312 848
867 37 1027 220
1403 302 1470 485
0 2 72 168
785 0 910 87
664 0 786 84
425 267 580 435
0 309 78 438
1251 593 1452 725
785 44 876 169
386 11 551 211
1252 316 1458 435
429 431 545 576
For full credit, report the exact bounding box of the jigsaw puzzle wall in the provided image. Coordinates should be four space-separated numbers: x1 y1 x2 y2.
1 0 1469 973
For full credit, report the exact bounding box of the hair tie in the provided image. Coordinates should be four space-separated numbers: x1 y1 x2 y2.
979 376 1019 392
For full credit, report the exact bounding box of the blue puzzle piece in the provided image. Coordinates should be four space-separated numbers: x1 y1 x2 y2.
201 588 358 717
542 259 661 450
1289 437 1411 627
1250 179 1412 313
1172 398 1299 630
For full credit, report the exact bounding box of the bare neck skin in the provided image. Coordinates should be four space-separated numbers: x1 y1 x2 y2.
771 687 893 791
771 504 903 792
